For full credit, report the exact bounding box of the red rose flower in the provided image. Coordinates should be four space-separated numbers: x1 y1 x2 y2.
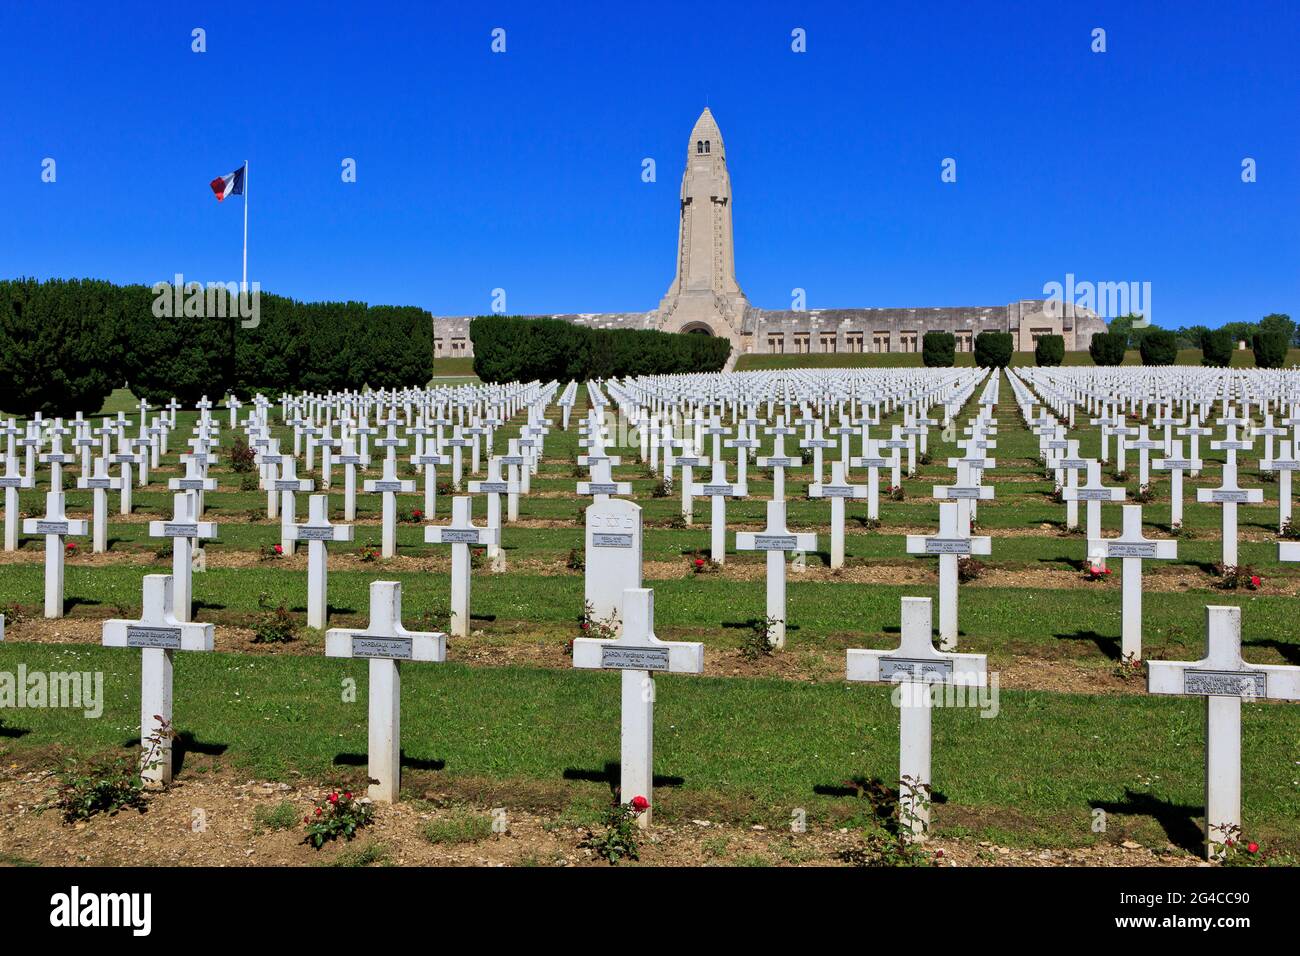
695 558 705 568
315 807 323 816
273 544 283 554
328 792 339 804
1250 575 1261 587
630 795 650 812
344 792 352 800
1247 842 1259 854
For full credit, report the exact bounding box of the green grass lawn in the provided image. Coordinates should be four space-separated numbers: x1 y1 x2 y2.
3 373 1300 853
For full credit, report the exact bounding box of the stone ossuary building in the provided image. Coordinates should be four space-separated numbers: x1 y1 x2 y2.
433 108 1105 363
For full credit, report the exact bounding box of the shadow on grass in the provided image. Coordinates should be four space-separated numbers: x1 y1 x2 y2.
1089 788 1202 855
0 724 31 739
1055 630 1121 661
123 732 228 777
563 762 684 797
333 752 445 772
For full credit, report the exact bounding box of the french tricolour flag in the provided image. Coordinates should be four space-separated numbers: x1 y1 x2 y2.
209 165 246 202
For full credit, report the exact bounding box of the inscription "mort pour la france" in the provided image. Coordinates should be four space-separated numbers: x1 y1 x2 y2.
351 636 414 660
601 645 671 670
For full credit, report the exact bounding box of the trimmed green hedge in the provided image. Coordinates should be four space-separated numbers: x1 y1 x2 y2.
1201 329 1234 367
922 331 955 367
469 315 730 382
974 331 1013 369
0 278 434 413
1089 332 1127 366
1139 328 1178 366
1034 334 1065 366
1253 330 1289 369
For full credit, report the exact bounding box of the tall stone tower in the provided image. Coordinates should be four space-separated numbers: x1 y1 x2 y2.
657 108 750 348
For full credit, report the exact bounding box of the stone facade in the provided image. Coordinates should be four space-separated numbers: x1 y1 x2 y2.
433 109 1107 362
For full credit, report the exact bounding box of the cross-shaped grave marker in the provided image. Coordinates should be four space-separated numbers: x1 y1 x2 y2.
1148 605 1300 859
906 501 991 650
847 596 988 839
688 458 743 564
1061 461 1126 569
808 460 867 569
424 496 499 637
469 455 517 571
1087 505 1177 662
288 494 355 629
572 587 703 828
1196 449 1262 568
1153 439 1203 529
325 580 447 802
101 574 214 786
363 457 415 559
735 499 817 649
0 455 34 551
22 491 89 618
148 492 218 623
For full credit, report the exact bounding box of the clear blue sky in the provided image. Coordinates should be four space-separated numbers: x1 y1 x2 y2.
3 1 1296 329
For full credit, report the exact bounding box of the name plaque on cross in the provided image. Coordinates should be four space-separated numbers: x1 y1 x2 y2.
943 488 984 499
880 658 956 682
477 482 510 493
440 529 480 544
83 478 114 489
1075 489 1115 501
1108 542 1159 558
1184 670 1267 698
0 477 26 488
1207 490 1251 503
350 635 414 660
600 644 671 670
370 481 405 493
162 522 199 537
753 534 798 550
35 521 70 534
923 539 972 554
274 479 306 491
593 533 634 548
586 483 619 495
296 526 338 541
126 625 183 649
818 486 857 498
701 484 734 495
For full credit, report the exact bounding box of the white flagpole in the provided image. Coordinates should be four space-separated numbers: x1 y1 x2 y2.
241 160 249 292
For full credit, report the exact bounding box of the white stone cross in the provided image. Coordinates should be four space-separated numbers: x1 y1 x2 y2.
1061 461 1126 568
424 496 500 637
577 457 632 503
1153 439 1203 528
1130 425 1164 489
847 596 988 839
1088 505 1177 662
1177 415 1213 478
808 460 867 569
1196 451 1262 568
336 437 364 521
288 494 355 629
409 445 445 519
688 457 743 563
1148 605 1300 859
363 456 415 558
0 455 34 552
849 438 889 520
148 492 219 623
735 499 817 649
101 574 214 786
572 587 703 828
584 497 643 625
906 501 991 650
668 443 709 524
22 491 89 618
500 439 528 521
269 454 315 555
325 580 446 802
468 455 517 569
757 426 801 503
1262 442 1300 532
